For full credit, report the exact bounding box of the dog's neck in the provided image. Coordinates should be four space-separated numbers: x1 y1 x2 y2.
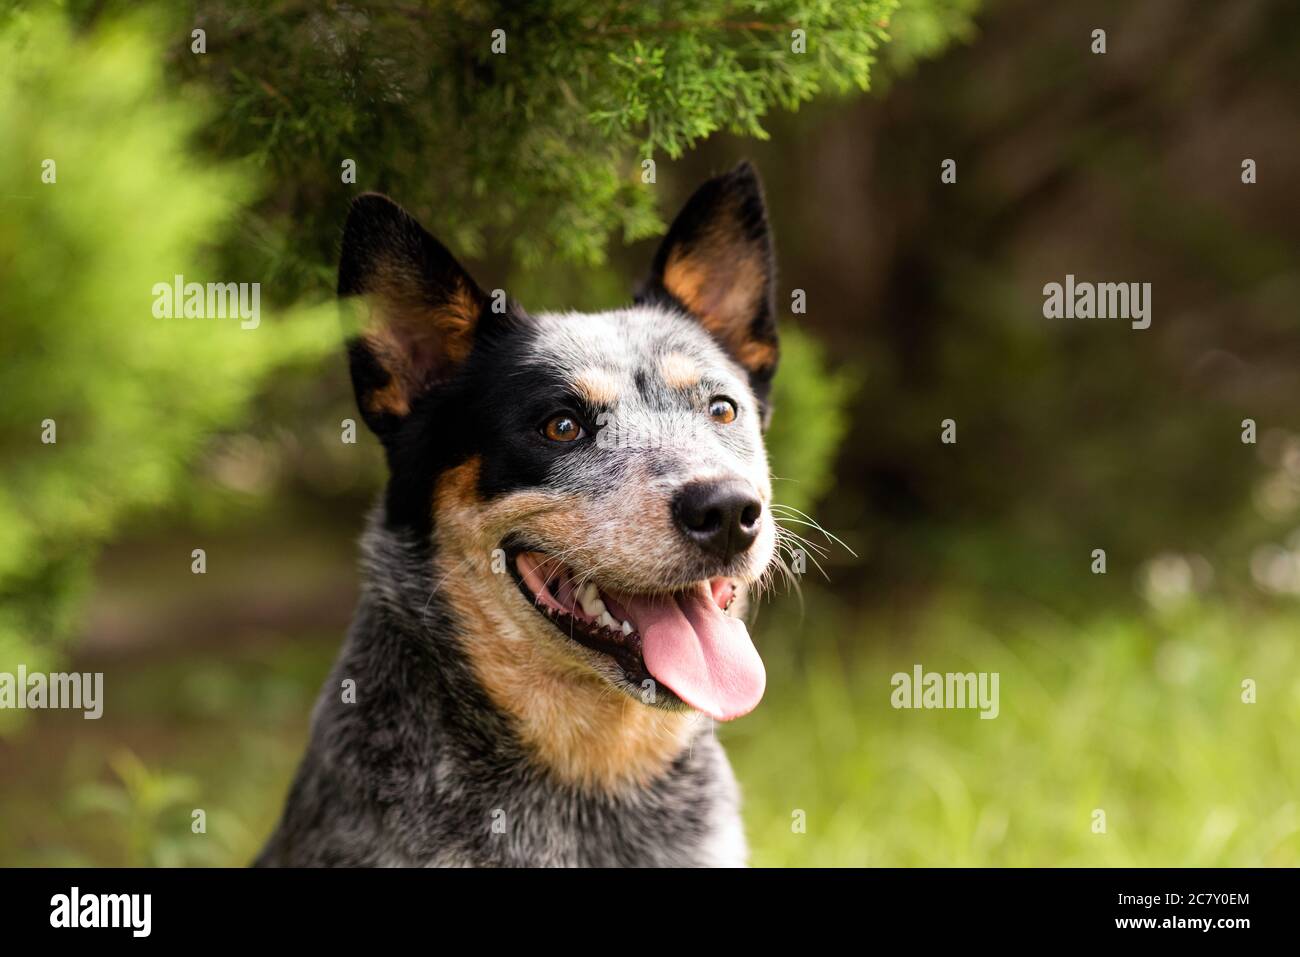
358 506 705 795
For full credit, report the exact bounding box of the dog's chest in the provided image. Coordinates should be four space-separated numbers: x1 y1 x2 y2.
408 736 749 867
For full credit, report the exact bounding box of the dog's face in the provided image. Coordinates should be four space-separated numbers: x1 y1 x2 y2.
340 163 779 728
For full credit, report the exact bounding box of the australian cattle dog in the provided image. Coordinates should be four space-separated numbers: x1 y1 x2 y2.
257 162 782 867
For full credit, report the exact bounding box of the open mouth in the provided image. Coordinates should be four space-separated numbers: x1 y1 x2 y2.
508 549 766 721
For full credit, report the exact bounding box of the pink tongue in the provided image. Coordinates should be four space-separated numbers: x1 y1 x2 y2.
619 585 766 721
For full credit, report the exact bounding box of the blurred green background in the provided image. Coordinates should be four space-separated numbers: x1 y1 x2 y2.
2 0 1298 866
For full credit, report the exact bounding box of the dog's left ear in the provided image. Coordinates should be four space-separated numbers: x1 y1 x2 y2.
640 161 779 418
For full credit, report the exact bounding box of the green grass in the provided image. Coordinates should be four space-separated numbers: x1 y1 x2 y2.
3 597 1297 867
727 598 1300 866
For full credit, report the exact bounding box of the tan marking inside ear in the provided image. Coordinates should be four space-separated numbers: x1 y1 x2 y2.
432 459 701 793
361 277 483 417
659 351 701 390
735 339 778 374
664 247 764 341
366 375 411 417
573 368 621 408
438 283 482 367
360 321 418 417
662 217 770 372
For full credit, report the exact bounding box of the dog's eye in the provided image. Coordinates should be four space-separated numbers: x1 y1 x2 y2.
542 414 584 443
708 397 737 424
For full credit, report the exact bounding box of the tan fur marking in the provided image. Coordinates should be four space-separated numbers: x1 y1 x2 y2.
432 459 701 793
366 375 411 417
573 368 621 407
360 324 417 416
659 351 701 389
439 283 481 367
661 209 771 372
735 338 778 373
360 277 482 416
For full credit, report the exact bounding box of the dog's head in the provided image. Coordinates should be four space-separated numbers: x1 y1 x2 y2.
340 163 779 727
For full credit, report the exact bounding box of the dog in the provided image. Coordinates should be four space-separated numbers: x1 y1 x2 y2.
256 162 781 867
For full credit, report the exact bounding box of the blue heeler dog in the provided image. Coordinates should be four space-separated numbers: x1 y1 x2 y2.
257 162 781 867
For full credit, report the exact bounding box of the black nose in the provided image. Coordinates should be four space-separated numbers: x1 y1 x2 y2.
672 480 763 559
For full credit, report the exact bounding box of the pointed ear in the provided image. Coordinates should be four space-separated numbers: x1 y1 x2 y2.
338 193 488 435
640 161 779 409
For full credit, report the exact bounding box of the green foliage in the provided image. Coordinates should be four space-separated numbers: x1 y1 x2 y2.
880 0 980 77
766 325 858 515
69 751 204 867
170 0 899 282
0 12 334 674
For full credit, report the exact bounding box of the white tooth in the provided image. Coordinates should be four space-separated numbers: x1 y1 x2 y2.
598 611 618 631
621 619 633 635
578 583 605 618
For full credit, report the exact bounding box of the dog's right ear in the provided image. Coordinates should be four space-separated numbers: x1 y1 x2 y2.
338 193 488 436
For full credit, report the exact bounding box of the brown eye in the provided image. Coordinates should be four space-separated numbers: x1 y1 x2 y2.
708 398 737 424
542 414 583 442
